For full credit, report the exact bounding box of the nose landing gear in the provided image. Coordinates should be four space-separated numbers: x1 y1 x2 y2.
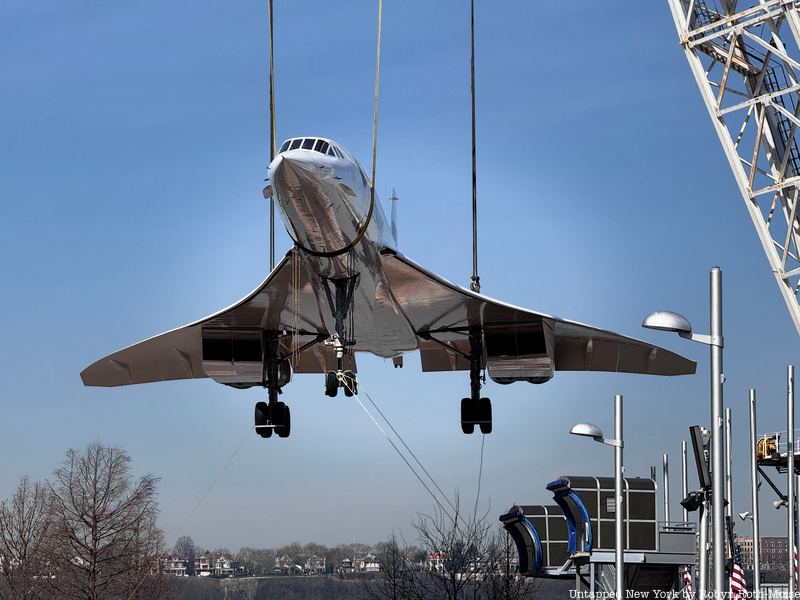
324 369 357 397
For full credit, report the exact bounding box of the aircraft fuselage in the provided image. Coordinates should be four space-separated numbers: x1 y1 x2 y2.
268 137 417 358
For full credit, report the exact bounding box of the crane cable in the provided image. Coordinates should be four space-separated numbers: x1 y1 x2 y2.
268 0 276 271
469 0 480 294
469 0 486 519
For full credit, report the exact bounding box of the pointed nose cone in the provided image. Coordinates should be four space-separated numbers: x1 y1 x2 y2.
270 154 320 194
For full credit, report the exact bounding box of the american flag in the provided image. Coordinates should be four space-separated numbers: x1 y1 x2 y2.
795 509 799 588
682 565 693 600
730 543 748 600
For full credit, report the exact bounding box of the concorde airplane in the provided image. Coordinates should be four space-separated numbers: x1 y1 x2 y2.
81 137 696 439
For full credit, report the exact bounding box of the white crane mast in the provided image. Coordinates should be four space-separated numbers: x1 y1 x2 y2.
667 0 800 335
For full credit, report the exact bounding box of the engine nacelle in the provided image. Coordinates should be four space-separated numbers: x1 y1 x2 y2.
201 328 292 388
484 322 555 385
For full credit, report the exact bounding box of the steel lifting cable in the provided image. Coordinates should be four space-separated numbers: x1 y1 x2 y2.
126 426 254 600
339 372 457 521
469 0 480 294
469 0 487 520
268 0 276 271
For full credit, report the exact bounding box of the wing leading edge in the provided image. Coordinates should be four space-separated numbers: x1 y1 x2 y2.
80 251 351 388
379 251 696 378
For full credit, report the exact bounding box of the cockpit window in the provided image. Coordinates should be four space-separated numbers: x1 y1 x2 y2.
278 138 340 158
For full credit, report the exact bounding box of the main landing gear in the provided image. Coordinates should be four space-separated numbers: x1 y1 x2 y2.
254 331 291 439
460 327 492 435
255 400 290 438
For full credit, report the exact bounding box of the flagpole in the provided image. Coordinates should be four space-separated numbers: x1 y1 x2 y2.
789 365 796 598
749 389 761 599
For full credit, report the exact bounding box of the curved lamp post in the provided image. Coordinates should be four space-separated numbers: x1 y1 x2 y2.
642 266 724 599
570 394 624 600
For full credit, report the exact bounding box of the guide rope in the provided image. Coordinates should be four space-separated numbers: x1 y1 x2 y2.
474 433 485 520
340 372 457 521
127 426 253 600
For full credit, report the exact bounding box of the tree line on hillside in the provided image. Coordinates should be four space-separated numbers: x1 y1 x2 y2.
0 442 539 600
172 497 538 600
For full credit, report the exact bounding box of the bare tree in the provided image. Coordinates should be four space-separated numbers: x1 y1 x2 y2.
480 528 538 600
0 476 53 600
412 498 493 600
45 442 173 600
364 497 537 600
237 547 276 576
173 535 196 576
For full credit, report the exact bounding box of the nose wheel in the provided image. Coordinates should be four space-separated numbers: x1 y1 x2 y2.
324 370 357 397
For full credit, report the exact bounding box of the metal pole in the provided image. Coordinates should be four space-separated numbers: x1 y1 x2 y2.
615 394 624 600
749 389 761 599
726 408 733 520
682 441 689 523
710 266 725 598
664 454 671 525
789 365 796 597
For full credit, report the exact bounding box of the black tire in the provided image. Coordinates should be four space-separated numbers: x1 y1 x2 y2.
460 397 475 434
479 397 492 434
255 402 273 438
277 404 291 438
342 371 357 397
324 371 338 397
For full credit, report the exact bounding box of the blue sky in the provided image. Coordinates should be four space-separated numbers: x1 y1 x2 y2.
3 0 800 553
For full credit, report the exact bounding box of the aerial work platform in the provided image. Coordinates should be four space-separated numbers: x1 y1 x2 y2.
757 432 800 474
500 475 695 595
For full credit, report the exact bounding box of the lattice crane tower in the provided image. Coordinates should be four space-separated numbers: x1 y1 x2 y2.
668 0 800 335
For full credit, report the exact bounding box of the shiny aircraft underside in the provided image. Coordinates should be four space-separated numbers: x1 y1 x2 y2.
81 137 696 439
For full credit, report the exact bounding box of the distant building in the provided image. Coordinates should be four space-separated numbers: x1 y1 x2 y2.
427 551 450 572
358 554 381 572
737 536 789 570
214 555 241 576
195 553 212 576
339 557 354 574
164 554 189 576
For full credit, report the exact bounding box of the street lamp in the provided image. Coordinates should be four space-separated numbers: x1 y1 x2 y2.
643 266 724 598
570 394 624 600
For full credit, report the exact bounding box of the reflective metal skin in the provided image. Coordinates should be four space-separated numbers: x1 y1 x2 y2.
81 137 696 438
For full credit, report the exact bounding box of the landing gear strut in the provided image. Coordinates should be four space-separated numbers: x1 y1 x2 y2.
460 327 492 434
321 276 358 398
254 331 291 439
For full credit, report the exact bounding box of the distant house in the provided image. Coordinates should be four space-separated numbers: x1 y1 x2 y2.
304 555 326 574
164 554 189 576
195 554 212 576
426 551 450 572
358 554 381 572
339 557 354 574
214 555 241 576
